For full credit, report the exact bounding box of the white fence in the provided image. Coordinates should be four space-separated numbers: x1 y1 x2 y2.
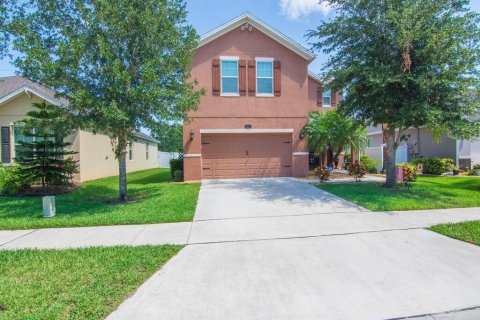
158 152 180 168
364 145 409 170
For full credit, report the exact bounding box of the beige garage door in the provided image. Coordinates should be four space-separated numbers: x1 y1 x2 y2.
201 134 292 179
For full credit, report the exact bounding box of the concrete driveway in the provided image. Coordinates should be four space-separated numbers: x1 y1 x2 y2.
108 178 480 320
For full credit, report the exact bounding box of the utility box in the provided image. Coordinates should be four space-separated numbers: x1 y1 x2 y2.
42 196 56 218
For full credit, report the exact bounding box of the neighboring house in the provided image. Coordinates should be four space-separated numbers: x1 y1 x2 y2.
366 126 480 170
183 13 340 181
0 76 159 182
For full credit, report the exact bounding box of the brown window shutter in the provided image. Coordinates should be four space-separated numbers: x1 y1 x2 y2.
248 60 256 96
316 86 323 107
239 60 247 96
212 59 220 96
274 61 281 96
331 90 337 107
1 126 11 163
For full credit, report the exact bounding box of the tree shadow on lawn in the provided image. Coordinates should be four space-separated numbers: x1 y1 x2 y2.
0 183 175 220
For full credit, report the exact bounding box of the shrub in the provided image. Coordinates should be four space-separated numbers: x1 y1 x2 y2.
313 166 330 183
360 155 380 173
169 158 183 178
396 163 417 189
348 160 367 182
466 164 480 176
0 165 28 195
410 157 454 175
173 170 183 182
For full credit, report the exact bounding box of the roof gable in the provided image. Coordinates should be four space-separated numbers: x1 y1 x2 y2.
198 13 315 61
0 76 67 106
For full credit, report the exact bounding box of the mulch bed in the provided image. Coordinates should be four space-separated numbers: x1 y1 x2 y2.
4 183 82 197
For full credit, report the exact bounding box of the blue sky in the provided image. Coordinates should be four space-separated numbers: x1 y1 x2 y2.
1 0 479 77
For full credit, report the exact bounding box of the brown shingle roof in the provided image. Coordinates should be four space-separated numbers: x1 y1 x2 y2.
0 76 68 105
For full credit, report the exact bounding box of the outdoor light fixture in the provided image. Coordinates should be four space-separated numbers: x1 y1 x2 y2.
299 128 306 140
189 130 195 141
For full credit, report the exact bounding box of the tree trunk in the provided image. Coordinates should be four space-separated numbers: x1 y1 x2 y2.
118 151 127 201
114 130 129 202
383 124 397 188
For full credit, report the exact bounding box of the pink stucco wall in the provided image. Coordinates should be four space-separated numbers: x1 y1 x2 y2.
184 25 323 181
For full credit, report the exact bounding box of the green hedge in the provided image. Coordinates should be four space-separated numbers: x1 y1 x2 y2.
410 157 454 175
169 158 183 178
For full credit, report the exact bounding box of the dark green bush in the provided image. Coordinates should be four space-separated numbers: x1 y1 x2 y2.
173 170 183 182
0 165 28 195
410 157 454 175
169 158 183 178
360 155 380 173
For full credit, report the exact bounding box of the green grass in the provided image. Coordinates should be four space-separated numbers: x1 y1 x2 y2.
318 176 480 211
0 168 200 230
0 245 182 320
429 221 480 246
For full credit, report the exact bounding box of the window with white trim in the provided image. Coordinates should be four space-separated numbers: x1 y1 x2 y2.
220 57 239 95
323 89 331 107
146 143 149 160
256 58 273 96
129 142 133 160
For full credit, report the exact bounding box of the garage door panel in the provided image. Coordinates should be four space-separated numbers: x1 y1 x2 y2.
201 133 292 179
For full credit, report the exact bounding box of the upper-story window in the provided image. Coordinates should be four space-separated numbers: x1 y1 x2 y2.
220 56 239 96
256 57 274 96
323 89 331 107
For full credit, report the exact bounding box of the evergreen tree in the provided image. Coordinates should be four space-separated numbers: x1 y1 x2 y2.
15 101 77 192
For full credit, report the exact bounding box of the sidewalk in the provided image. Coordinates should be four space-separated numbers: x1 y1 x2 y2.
1 207 480 250
0 222 191 249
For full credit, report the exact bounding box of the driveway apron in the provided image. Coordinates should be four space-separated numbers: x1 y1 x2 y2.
107 178 480 320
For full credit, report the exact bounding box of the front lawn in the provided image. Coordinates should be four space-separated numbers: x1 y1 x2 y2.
0 168 200 230
429 221 480 246
318 176 480 211
0 245 181 320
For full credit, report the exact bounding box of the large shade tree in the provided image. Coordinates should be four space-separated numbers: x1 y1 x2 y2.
305 110 367 167
308 0 480 187
153 122 183 153
0 0 15 57
9 0 204 200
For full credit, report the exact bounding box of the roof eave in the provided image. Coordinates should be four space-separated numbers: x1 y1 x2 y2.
0 86 64 107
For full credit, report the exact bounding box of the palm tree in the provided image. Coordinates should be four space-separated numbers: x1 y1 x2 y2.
305 110 367 167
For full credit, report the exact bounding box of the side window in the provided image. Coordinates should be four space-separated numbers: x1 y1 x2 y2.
129 142 133 160
256 58 273 96
367 138 374 147
323 89 331 107
14 126 34 160
221 58 239 95
146 143 149 160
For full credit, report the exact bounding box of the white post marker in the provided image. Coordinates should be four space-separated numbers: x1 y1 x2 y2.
42 196 56 217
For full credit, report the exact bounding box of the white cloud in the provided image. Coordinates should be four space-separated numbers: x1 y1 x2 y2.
280 0 331 20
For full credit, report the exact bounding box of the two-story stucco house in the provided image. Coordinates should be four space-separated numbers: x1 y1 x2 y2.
0 76 160 182
183 13 339 181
